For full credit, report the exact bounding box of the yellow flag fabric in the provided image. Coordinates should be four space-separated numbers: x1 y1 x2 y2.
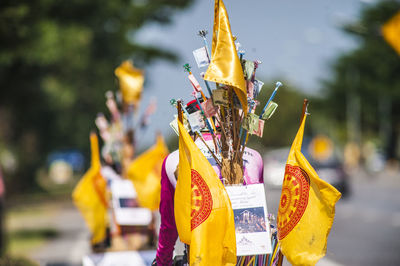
175 121 237 266
382 11 400 56
127 135 169 210
204 0 247 112
115 60 144 105
277 116 341 266
72 133 108 244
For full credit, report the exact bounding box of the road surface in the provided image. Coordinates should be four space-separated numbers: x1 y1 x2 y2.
266 169 400 266
31 169 400 265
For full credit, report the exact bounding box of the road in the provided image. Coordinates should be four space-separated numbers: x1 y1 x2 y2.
29 203 90 266
266 169 400 266
30 170 400 265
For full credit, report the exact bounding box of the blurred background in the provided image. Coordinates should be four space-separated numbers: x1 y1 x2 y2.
0 0 400 265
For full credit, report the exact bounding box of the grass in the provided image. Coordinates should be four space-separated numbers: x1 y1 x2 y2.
4 196 66 258
0 255 39 266
6 228 58 255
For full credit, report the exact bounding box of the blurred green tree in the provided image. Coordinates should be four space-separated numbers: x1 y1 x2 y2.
319 0 400 160
249 80 306 151
0 0 193 194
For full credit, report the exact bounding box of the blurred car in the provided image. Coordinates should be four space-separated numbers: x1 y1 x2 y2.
263 136 350 197
303 135 350 198
263 147 289 188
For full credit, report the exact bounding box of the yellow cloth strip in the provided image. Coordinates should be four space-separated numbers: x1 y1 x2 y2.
246 256 255 266
240 257 245 266
269 243 279 266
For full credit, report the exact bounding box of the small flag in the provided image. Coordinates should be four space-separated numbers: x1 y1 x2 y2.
382 10 400 55
174 121 237 265
115 60 144 105
204 0 247 112
72 133 108 244
277 114 341 265
127 135 169 210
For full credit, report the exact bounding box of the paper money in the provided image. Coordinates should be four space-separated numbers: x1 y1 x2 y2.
247 80 254 99
253 119 265 137
201 99 218 117
212 88 229 106
169 114 191 136
242 113 259 133
188 111 206 132
261 101 278 120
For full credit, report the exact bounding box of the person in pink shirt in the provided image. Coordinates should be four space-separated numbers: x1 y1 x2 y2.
154 132 264 265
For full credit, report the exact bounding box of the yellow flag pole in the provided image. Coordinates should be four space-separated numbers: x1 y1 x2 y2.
177 100 183 123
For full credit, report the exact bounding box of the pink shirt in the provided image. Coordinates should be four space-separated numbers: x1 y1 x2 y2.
156 136 263 265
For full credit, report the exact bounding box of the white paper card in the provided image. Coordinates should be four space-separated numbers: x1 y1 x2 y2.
193 46 210 68
111 179 152 226
188 110 206 132
83 251 149 266
225 184 272 256
188 73 203 92
253 80 264 99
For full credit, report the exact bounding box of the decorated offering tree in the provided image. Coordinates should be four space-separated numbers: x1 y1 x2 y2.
163 1 341 266
73 60 168 253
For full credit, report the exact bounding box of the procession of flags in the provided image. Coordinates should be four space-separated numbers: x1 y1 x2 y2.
72 59 165 248
72 0 342 264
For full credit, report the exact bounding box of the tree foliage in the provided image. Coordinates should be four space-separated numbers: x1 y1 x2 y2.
0 0 193 193
320 0 400 159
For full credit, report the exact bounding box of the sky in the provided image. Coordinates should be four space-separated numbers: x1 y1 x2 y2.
132 0 377 148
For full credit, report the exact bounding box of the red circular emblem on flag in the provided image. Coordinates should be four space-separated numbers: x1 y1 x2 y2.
277 164 310 240
191 169 213 230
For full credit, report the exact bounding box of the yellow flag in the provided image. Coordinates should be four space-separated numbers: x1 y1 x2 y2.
127 135 169 210
382 10 400 56
72 133 108 244
115 60 144 105
175 122 236 266
277 115 341 266
204 0 247 112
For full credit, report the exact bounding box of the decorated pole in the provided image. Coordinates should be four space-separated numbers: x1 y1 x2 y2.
259 81 283 119
198 30 211 60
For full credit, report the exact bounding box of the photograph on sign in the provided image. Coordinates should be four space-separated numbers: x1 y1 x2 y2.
226 184 272 256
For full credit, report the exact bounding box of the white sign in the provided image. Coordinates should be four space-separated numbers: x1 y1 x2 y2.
82 250 155 266
111 179 152 226
225 184 272 256
193 46 210 68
